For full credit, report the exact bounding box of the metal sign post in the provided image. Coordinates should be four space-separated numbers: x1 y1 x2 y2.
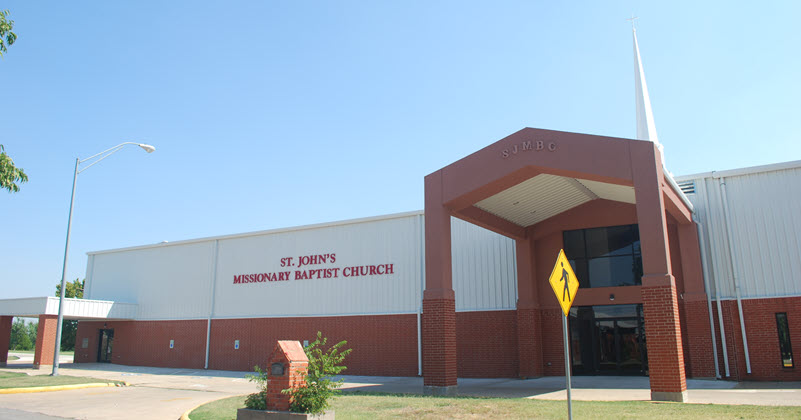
549 249 579 420
562 313 573 420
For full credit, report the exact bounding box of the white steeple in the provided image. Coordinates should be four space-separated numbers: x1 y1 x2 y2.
632 23 666 167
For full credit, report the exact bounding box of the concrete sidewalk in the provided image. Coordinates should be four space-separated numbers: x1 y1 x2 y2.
337 374 801 405
4 361 801 405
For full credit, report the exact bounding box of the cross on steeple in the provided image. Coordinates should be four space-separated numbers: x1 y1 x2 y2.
626 16 639 30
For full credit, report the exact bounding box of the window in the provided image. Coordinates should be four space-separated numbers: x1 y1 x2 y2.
563 225 643 288
776 313 794 368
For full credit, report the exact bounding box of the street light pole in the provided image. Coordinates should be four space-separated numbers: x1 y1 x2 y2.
52 142 155 376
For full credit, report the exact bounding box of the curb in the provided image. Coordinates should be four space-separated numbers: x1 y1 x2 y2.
180 394 247 420
0 381 127 394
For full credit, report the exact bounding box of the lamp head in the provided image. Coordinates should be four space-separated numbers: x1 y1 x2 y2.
138 143 156 153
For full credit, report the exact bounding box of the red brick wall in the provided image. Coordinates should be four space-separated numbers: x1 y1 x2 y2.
422 298 457 386
0 316 12 365
77 314 419 376
541 308 567 376
455 310 518 378
641 283 687 393
708 297 801 381
516 308 543 378
681 300 717 378
75 320 207 368
72 296 801 382
209 314 418 376
34 315 58 368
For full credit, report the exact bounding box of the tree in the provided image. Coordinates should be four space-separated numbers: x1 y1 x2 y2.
283 332 352 414
56 278 85 299
0 12 26 194
26 320 37 348
55 279 84 351
0 145 28 193
9 318 36 350
0 9 16 57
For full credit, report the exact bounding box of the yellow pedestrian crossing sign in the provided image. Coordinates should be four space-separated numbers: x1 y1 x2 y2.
549 249 580 316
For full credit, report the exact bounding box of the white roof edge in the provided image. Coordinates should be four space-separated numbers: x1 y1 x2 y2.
663 168 694 212
675 159 801 181
42 296 134 305
87 210 424 256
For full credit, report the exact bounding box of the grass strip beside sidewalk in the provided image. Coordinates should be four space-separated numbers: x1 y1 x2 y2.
189 392 801 420
0 371 124 390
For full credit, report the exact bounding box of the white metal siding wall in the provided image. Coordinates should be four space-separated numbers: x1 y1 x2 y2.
87 242 215 320
684 167 801 299
85 213 519 320
451 217 518 311
212 216 422 318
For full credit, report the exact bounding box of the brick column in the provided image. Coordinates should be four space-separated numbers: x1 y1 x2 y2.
422 170 458 395
33 315 59 369
678 223 716 378
265 341 309 412
0 316 12 367
632 142 687 402
516 238 543 378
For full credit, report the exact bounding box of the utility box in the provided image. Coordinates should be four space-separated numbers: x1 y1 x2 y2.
265 340 309 412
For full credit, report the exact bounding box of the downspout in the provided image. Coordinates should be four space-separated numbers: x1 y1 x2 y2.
703 181 731 377
693 214 721 379
417 214 425 376
715 175 752 374
204 240 220 370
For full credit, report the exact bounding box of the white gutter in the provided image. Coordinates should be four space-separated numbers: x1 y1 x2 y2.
714 174 752 374
694 215 721 379
703 182 731 377
204 240 220 369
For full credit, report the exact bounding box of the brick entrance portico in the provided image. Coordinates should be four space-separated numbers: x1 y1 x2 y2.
422 128 705 402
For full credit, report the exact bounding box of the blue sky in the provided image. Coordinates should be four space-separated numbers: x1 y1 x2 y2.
2 1 799 299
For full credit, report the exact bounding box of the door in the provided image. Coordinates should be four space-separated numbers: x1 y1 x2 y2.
569 304 647 375
97 329 114 363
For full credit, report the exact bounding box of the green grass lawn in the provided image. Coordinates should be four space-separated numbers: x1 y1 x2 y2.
0 371 123 389
189 392 801 420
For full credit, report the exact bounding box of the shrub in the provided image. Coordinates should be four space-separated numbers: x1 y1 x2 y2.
244 365 269 410
283 331 352 414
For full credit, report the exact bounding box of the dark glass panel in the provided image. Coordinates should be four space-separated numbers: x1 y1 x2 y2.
617 319 642 374
586 225 635 258
588 256 638 287
776 313 794 368
632 226 641 255
569 259 590 289
592 304 639 319
564 229 586 258
633 253 643 285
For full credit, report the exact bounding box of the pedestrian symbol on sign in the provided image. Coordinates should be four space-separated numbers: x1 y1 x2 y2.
560 262 571 302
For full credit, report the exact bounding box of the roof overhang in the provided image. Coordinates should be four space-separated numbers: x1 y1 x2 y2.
0 297 137 320
431 128 695 240
473 174 637 227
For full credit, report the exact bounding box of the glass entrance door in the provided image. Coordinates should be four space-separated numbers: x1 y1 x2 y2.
569 304 647 375
98 329 114 363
